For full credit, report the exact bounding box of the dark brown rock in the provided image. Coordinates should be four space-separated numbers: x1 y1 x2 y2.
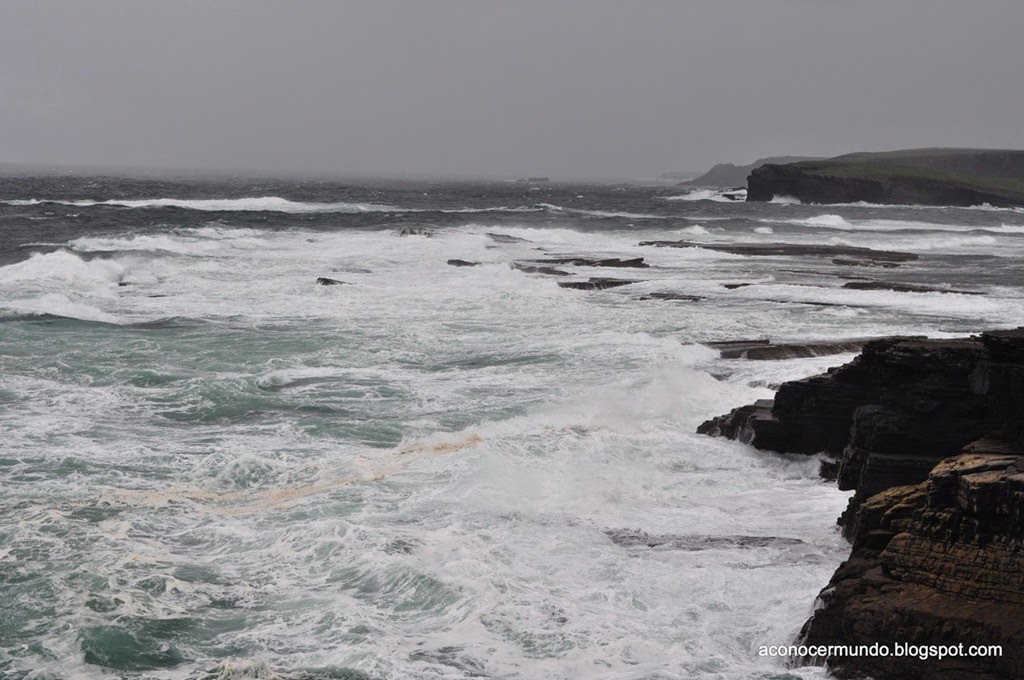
699 327 1024 679
557 278 638 291
832 257 902 268
842 280 983 295
397 226 435 237
638 292 704 302
800 452 1024 679
487 232 530 244
527 256 650 268
706 338 867 360
512 263 571 276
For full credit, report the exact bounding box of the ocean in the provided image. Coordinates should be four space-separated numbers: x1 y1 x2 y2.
2 175 1023 679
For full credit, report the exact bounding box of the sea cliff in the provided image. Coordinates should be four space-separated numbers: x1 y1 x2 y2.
684 155 819 187
746 149 1024 207
699 330 1024 679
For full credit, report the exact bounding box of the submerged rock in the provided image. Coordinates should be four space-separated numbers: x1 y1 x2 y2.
605 529 805 551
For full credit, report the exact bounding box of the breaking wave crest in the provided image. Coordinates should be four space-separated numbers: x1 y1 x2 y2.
4 196 400 213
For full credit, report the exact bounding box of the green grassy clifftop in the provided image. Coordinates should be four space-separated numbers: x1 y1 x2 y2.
747 148 1024 206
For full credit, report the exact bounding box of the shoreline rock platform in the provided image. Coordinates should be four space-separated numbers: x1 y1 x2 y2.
698 329 1024 679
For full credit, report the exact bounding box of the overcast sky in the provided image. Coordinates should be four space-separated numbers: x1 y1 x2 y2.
2 1 1023 179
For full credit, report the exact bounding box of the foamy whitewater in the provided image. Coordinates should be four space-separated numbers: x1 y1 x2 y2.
3 176 1024 679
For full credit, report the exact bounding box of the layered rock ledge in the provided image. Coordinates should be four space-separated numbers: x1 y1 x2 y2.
699 329 1024 678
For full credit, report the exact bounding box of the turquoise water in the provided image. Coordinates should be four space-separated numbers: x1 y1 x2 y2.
3 180 1024 678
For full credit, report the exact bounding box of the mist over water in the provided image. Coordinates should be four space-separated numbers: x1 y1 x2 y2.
3 177 1024 678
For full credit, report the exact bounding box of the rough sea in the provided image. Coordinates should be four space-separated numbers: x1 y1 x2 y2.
3 175 1023 679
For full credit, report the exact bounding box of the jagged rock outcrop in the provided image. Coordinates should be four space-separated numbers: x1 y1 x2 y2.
746 149 1024 207
800 449 1024 679
699 334 1000 519
698 329 1024 678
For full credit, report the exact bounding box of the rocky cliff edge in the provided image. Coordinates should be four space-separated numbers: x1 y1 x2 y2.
699 329 1024 678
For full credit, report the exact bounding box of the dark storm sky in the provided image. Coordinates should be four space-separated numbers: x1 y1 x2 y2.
3 1 1023 179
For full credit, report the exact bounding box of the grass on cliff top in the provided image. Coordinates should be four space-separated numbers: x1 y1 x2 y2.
804 162 1024 199
833 147 1021 161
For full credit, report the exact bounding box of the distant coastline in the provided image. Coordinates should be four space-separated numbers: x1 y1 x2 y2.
744 148 1024 207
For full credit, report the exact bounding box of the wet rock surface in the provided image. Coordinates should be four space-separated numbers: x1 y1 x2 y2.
606 529 806 551
698 329 1024 679
637 292 705 302
557 278 639 291
841 280 983 295
705 338 868 360
800 449 1024 679
397 226 435 237
639 239 918 264
526 256 650 268
511 263 571 276
486 232 530 244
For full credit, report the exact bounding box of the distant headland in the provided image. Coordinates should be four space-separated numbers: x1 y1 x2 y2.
745 148 1024 207
682 156 820 188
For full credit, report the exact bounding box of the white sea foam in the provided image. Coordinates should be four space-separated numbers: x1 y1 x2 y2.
795 214 850 228
536 202 665 219
664 189 742 202
778 214 1024 239
0 249 125 286
829 233 999 252
981 224 1024 234
4 196 400 213
673 224 711 235
4 207 1018 678
3 293 121 323
733 282 1020 323
69 228 268 255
